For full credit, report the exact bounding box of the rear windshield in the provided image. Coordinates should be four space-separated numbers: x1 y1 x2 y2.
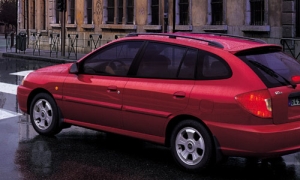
237 51 300 88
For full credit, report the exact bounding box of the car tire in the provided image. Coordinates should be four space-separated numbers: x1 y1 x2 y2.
170 120 214 171
30 93 62 136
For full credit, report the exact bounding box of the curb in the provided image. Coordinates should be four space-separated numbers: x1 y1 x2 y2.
2 52 77 63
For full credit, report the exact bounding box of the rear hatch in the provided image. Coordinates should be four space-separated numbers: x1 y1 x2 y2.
237 47 300 124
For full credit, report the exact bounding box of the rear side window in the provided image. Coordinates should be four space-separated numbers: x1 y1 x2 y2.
238 51 300 88
197 51 232 80
136 42 187 78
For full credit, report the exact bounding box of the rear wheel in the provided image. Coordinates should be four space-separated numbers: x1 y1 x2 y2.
170 120 214 171
30 93 62 136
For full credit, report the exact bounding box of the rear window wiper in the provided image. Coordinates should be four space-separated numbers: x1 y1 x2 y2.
249 60 297 89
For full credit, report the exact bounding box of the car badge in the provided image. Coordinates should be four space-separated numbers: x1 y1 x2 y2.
275 91 283 95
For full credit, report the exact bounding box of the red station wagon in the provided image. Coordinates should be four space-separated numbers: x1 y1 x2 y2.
17 33 300 171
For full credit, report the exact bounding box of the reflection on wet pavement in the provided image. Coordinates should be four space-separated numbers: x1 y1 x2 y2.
1 57 300 179
15 114 300 180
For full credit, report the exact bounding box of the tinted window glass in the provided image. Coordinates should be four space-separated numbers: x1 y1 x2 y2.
136 42 186 78
238 51 300 88
178 49 198 79
82 41 143 76
198 51 231 79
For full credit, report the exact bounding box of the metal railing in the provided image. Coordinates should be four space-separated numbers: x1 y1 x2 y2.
280 38 300 60
50 33 60 58
68 34 78 59
31 33 42 56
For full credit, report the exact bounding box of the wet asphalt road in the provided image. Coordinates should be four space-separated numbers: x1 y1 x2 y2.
2 57 300 180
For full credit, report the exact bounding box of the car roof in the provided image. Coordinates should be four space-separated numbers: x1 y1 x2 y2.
124 33 282 54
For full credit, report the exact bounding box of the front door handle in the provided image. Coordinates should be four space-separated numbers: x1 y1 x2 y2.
173 91 186 98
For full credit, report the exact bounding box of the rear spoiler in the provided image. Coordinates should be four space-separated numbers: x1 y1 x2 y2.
234 45 282 56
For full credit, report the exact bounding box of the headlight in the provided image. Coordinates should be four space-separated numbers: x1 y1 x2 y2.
21 73 29 86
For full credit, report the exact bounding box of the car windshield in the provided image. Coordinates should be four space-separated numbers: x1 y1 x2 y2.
237 50 300 88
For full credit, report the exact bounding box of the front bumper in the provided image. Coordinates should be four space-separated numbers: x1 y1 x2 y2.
17 85 31 114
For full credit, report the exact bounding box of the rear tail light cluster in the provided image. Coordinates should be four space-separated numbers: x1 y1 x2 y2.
235 90 272 118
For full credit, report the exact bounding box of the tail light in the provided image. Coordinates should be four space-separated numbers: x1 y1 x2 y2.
235 90 272 118
291 75 300 84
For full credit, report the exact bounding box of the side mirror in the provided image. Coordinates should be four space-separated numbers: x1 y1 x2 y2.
69 63 79 74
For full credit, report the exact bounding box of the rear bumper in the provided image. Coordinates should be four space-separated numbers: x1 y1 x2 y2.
207 121 300 158
17 85 31 114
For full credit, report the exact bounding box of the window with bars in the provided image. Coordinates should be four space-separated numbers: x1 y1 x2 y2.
179 0 189 25
107 0 114 24
31 0 35 29
211 0 223 25
69 0 75 24
296 0 300 37
118 0 123 24
105 0 134 25
86 0 93 24
151 0 159 25
127 0 134 24
250 0 264 25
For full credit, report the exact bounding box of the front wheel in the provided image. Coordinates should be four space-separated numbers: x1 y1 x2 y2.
170 120 214 171
30 93 62 136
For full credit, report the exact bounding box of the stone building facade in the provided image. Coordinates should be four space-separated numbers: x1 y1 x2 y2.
16 0 300 54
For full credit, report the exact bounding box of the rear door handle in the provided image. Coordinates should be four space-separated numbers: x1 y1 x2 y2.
173 91 186 98
107 86 118 93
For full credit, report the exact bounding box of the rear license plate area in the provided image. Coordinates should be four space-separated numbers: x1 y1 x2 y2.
288 97 300 106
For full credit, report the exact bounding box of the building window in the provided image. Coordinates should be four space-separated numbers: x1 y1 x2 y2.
103 0 135 25
42 0 46 29
31 0 35 29
127 0 134 24
151 0 159 25
68 0 75 24
250 0 264 25
179 0 189 25
211 0 223 25
107 0 114 24
296 0 300 37
117 0 123 24
85 0 93 24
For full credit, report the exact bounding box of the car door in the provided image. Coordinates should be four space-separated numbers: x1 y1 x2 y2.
122 42 197 137
61 41 144 129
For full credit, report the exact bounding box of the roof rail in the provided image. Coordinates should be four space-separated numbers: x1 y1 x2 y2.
126 33 224 49
179 32 267 44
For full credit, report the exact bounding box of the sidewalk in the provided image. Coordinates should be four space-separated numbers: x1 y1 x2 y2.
0 34 86 63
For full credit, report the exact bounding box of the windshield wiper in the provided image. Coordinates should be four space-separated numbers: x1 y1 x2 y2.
249 60 297 89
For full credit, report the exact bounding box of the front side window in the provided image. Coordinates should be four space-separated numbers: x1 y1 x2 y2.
250 0 264 25
82 41 143 76
211 0 223 25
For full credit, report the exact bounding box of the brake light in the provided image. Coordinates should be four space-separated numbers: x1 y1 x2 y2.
291 75 300 84
235 90 272 118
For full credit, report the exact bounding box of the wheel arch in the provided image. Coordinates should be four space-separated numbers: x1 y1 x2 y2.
26 88 55 115
165 115 224 163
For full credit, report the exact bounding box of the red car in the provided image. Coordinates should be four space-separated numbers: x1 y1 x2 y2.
17 33 300 171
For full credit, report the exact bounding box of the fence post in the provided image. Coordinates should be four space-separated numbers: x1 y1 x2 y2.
68 34 78 59
50 33 60 58
89 34 102 51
